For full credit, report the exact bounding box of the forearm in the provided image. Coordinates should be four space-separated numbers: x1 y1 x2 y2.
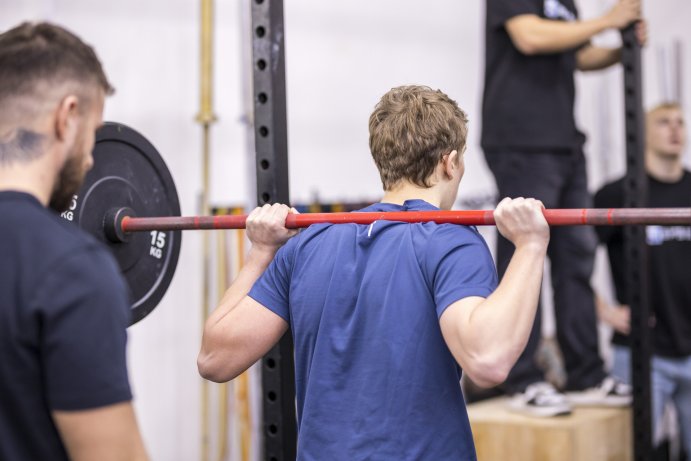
594 292 631 334
577 45 621 71
465 243 547 375
214 246 275 315
509 15 611 55
202 245 276 345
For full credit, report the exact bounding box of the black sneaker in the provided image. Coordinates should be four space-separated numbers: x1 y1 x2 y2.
566 376 632 407
507 382 572 417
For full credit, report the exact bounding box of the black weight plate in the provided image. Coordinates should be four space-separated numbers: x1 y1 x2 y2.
61 122 181 325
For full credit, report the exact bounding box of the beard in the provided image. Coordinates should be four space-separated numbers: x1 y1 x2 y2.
49 151 87 213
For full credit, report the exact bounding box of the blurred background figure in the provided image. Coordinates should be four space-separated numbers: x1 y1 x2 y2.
480 0 642 416
595 102 691 460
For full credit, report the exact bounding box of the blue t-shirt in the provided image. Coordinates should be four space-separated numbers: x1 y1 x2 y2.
250 199 498 460
0 191 132 461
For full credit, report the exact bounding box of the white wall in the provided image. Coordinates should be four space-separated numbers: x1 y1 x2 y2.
2 1 690 459
282 1 490 205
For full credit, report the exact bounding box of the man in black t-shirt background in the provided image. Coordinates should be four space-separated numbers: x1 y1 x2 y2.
481 0 643 416
0 22 149 460
595 102 691 457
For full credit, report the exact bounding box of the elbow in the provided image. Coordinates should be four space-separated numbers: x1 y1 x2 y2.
197 323 238 382
464 355 513 388
197 349 239 383
508 27 559 55
506 26 542 55
197 353 224 383
467 368 510 389
513 36 541 56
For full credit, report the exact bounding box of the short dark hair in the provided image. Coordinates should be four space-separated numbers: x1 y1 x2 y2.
0 21 114 103
369 85 468 190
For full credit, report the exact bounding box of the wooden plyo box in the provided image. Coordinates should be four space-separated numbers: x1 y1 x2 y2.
467 397 632 461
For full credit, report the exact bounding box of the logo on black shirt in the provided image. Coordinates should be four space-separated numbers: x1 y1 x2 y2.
544 0 576 21
646 226 691 246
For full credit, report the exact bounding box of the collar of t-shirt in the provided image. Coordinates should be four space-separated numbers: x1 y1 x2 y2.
0 190 43 208
358 199 439 213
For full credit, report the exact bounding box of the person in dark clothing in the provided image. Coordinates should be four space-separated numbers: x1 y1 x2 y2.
595 102 691 455
481 0 643 416
0 22 148 461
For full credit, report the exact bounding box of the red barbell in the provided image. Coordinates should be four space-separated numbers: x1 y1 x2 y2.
119 208 691 233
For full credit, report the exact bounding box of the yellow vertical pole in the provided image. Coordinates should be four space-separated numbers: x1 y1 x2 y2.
233 208 251 461
216 216 229 461
196 1 217 460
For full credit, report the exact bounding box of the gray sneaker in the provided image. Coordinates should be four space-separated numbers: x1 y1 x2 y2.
507 381 572 417
566 376 632 407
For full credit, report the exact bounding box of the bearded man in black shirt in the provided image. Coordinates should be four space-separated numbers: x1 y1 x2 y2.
0 22 149 461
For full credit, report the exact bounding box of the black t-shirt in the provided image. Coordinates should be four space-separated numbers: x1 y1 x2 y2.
0 191 132 461
481 0 586 152
594 171 691 357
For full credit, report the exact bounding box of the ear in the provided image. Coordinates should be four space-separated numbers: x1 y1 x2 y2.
442 150 459 179
53 95 80 143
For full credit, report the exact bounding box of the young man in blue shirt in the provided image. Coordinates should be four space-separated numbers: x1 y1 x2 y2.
199 85 550 460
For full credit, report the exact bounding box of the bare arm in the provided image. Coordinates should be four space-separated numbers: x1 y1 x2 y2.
505 0 640 55
53 402 148 461
595 294 631 335
577 20 647 71
576 45 621 71
439 198 549 388
198 204 296 382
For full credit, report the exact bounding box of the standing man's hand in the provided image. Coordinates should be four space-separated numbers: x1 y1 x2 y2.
635 19 648 46
494 197 550 250
605 0 641 30
246 203 298 252
596 296 632 335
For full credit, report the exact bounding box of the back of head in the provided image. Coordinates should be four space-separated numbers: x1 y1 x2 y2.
0 22 113 133
369 85 468 190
